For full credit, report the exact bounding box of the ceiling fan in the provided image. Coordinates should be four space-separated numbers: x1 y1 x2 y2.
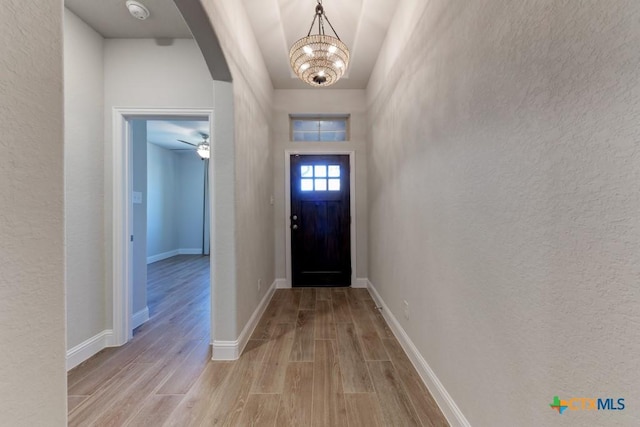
177 132 210 159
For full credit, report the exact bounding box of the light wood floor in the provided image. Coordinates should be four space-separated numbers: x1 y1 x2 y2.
68 255 448 426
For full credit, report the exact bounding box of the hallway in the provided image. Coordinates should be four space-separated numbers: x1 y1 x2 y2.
67 256 447 426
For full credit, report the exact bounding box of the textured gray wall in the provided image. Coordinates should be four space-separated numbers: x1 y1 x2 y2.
367 1 640 425
177 153 208 253
0 0 66 424
202 0 275 343
64 8 106 350
146 143 180 258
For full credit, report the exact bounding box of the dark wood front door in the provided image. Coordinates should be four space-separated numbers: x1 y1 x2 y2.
290 154 351 287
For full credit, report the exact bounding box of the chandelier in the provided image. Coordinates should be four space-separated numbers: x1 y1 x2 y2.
289 0 349 87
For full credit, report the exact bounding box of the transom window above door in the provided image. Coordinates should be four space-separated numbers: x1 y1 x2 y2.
290 115 349 142
300 164 341 192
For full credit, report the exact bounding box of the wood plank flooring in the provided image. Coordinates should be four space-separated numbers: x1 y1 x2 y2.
67 255 448 426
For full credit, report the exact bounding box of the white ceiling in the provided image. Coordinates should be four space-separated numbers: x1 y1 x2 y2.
65 0 192 38
147 120 209 151
65 0 397 89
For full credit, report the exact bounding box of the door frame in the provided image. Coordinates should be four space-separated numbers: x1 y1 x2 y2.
112 107 213 346
284 149 356 288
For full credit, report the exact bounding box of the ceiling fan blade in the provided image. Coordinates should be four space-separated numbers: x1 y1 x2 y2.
177 139 197 147
191 130 209 140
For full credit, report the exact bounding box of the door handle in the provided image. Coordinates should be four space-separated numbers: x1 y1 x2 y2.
292 224 298 230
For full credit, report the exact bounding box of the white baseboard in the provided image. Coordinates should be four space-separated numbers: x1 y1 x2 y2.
276 278 367 288
353 277 368 288
66 329 114 371
132 306 149 329
211 279 277 360
210 340 238 360
147 249 179 264
275 278 288 289
367 280 470 427
178 248 203 255
147 248 205 264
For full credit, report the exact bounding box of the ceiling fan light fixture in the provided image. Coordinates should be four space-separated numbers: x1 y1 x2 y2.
125 0 150 20
196 142 210 159
289 0 349 87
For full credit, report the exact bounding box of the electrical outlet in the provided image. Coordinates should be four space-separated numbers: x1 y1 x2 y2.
258 279 262 292
403 300 410 320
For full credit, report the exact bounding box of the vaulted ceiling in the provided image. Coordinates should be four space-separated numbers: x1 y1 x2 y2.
65 0 397 89
240 0 397 89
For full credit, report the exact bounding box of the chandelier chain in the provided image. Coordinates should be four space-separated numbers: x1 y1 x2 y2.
322 13 341 40
306 12 318 37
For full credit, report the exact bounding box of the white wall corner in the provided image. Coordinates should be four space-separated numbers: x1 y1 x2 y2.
132 306 150 329
66 329 114 371
211 279 277 361
146 249 179 264
353 278 369 288
275 278 289 289
366 280 471 427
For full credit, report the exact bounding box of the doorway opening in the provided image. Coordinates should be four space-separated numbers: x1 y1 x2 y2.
112 108 213 346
